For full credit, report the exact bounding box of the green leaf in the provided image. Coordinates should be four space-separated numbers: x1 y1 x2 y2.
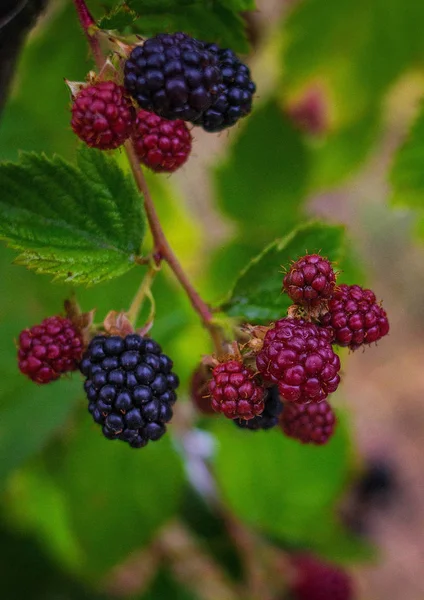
214 100 310 238
97 1 250 53
0 146 146 285
0 5 88 161
212 413 358 557
390 103 424 211
282 0 424 188
221 222 345 323
6 416 185 578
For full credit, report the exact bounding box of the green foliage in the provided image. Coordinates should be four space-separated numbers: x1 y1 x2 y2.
6 417 184 578
96 0 253 52
221 222 345 323
390 103 424 240
282 0 424 189
0 146 146 285
212 414 365 560
215 100 310 239
0 5 87 161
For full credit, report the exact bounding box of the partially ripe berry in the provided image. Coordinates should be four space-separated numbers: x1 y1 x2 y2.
209 360 265 420
80 334 179 448
190 363 215 415
132 109 192 172
256 318 341 404
234 385 283 430
281 400 336 444
283 254 336 308
18 316 83 384
71 81 135 150
320 284 389 350
291 554 353 600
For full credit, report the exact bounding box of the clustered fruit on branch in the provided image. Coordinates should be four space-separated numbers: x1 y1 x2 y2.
69 32 256 173
192 253 389 446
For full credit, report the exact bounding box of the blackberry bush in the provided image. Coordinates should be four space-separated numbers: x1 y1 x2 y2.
256 318 341 404
18 316 83 384
80 334 179 448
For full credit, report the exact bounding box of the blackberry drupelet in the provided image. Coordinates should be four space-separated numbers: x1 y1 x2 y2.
80 334 179 448
196 44 256 132
234 385 283 430
124 33 222 123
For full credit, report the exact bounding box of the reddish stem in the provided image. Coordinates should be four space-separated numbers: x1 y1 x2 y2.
71 0 223 353
72 0 103 68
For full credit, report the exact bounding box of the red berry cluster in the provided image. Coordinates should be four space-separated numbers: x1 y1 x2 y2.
70 81 192 173
200 252 389 447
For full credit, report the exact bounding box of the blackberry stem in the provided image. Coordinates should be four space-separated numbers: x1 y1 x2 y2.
127 264 158 326
72 0 224 354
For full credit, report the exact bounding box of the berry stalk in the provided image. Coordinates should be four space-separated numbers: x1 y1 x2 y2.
72 0 223 353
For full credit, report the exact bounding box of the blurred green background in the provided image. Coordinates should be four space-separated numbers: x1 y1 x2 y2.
1 0 424 598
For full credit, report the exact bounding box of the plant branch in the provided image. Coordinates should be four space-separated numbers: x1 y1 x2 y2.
72 0 224 354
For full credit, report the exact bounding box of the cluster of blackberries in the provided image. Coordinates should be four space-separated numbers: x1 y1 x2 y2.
17 314 179 449
70 32 255 172
193 253 389 446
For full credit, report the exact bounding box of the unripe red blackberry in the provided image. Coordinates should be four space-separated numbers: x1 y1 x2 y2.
256 318 341 404
208 360 265 420
281 400 336 444
283 254 336 308
124 33 222 123
18 316 83 384
234 385 283 430
80 334 179 448
320 284 389 350
71 81 136 150
190 363 215 415
291 554 353 600
132 109 192 173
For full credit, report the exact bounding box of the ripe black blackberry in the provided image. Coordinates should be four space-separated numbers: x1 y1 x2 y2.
80 334 179 448
124 33 222 123
196 45 256 132
234 386 283 431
